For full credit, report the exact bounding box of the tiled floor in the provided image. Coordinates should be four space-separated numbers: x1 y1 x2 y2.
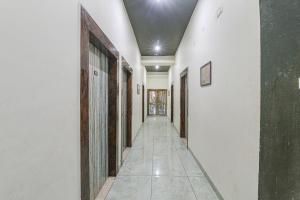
105 117 219 200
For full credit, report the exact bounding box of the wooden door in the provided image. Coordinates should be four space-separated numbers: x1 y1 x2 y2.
142 85 145 122
121 67 132 153
171 85 174 123
180 68 188 141
121 57 133 154
121 69 127 153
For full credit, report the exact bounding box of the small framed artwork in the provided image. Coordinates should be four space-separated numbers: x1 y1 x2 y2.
200 61 212 87
137 84 140 95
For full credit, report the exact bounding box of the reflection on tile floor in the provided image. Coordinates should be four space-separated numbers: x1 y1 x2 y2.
105 117 219 200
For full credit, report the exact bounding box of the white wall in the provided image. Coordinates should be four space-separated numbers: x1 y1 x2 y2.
146 72 169 89
170 0 260 200
0 0 143 199
141 56 175 66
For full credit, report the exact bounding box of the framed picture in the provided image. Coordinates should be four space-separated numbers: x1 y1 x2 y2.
200 61 212 87
137 84 140 95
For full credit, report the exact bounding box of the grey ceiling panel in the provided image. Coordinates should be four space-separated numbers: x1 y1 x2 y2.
123 0 198 56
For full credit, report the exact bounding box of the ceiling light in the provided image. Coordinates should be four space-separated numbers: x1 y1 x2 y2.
156 0 161 2
155 65 160 69
154 45 161 52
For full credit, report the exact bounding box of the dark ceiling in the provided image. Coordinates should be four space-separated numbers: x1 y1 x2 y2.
123 0 198 56
146 65 170 72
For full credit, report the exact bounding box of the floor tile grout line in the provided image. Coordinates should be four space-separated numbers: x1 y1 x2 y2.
150 119 155 200
117 175 152 177
109 117 214 200
171 122 220 200
173 130 199 200
103 177 116 200
106 119 149 199
186 173 200 200
178 152 199 200
117 174 189 177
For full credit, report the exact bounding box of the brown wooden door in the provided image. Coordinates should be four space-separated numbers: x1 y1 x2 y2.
171 85 174 123
121 68 132 151
142 85 145 122
126 71 132 147
121 69 128 153
180 69 188 141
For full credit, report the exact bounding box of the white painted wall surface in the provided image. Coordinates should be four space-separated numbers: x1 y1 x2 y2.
170 0 261 199
146 72 169 89
0 0 143 199
141 56 175 66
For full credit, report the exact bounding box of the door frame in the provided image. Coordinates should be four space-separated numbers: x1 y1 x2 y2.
80 7 119 200
142 84 145 122
171 84 174 123
180 68 188 140
147 89 168 116
121 57 133 149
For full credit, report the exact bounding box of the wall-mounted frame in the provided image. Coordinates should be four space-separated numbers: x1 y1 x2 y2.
200 61 212 87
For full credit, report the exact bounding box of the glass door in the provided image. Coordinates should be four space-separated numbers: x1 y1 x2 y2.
148 89 167 116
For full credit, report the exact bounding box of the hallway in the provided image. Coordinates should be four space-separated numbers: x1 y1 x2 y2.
1 0 299 199
105 117 218 200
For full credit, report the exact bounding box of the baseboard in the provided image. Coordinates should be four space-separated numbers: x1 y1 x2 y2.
188 149 225 200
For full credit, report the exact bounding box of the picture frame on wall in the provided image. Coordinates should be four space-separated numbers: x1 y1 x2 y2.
200 61 212 87
137 84 140 95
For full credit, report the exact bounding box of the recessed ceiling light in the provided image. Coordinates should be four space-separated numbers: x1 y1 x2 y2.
154 45 161 52
155 65 160 69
